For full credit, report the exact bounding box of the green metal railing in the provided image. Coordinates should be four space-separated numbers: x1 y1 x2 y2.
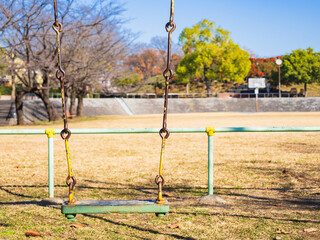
1 127 320 198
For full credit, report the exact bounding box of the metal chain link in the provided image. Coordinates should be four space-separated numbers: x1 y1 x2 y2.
52 0 76 205
156 0 176 204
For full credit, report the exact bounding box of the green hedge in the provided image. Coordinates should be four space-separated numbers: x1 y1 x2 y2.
0 86 11 95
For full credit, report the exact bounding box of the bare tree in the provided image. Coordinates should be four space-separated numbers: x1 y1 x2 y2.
0 0 61 124
150 36 182 55
60 1 132 116
0 0 132 123
0 48 6 78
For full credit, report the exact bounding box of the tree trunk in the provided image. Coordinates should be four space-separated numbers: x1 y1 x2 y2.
304 82 308 97
39 70 61 121
10 51 16 100
204 66 210 96
39 89 61 121
154 86 158 98
15 87 40 125
15 90 25 125
11 74 15 100
69 89 77 115
205 80 210 96
77 94 84 117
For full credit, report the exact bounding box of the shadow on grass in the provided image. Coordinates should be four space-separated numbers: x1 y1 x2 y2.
83 214 196 240
0 186 36 199
175 211 320 224
222 192 320 207
1 184 319 210
1 183 318 191
0 200 46 206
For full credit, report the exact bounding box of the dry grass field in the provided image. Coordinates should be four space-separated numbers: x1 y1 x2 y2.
0 112 320 239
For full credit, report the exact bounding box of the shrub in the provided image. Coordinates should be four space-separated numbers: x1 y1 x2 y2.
0 86 11 95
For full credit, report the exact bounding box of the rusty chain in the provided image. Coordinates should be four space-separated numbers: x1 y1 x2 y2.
156 0 175 204
52 0 76 205
161 0 176 139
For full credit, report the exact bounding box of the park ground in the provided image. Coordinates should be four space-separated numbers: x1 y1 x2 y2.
0 112 319 239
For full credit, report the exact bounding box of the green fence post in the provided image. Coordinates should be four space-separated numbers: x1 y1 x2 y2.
199 127 225 203
45 129 55 198
206 127 215 195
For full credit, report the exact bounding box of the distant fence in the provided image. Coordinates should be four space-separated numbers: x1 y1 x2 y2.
48 92 318 99
126 93 216 98
217 92 304 98
126 92 315 98
49 93 101 98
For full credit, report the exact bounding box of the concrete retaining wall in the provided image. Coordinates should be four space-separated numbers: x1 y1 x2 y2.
21 98 127 123
8 97 320 124
124 98 320 114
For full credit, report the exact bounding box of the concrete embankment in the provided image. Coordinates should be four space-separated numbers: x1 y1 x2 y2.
119 98 320 114
1 97 319 125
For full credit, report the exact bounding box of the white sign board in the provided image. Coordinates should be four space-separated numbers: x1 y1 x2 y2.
248 78 266 89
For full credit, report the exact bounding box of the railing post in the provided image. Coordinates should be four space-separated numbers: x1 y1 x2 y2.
206 127 215 195
45 129 55 198
199 127 225 203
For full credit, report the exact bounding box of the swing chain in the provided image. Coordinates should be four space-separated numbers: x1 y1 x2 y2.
156 0 175 204
53 0 76 204
66 175 77 205
52 1 69 137
160 0 176 139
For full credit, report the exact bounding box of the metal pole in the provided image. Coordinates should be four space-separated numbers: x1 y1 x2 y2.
56 128 207 134
279 65 281 98
215 127 320 132
2 127 320 136
206 127 215 195
255 88 259 112
45 129 55 198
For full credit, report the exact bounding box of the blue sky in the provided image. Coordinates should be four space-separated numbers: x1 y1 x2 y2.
118 0 320 57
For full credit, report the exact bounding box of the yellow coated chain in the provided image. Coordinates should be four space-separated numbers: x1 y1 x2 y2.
65 138 76 204
155 138 166 204
53 0 76 205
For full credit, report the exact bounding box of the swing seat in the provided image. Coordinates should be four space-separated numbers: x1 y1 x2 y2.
61 199 169 220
